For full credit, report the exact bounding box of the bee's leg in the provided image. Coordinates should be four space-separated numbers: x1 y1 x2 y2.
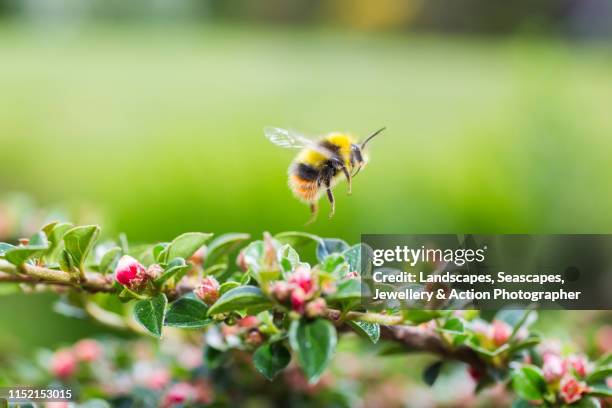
305 202 318 225
341 166 352 195
326 187 335 218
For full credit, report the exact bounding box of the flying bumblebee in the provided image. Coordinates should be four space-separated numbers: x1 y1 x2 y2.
264 126 385 223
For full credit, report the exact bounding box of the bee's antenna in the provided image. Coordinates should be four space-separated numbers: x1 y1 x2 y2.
361 127 386 150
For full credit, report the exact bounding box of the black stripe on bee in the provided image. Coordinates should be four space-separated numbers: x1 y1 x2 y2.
295 163 320 181
319 141 341 153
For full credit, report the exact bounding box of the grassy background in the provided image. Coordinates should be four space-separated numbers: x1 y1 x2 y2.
1 23 612 351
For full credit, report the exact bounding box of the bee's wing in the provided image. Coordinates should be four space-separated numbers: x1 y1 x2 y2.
264 127 335 159
264 127 315 149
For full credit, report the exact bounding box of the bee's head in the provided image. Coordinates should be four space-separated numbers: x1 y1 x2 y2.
350 127 385 173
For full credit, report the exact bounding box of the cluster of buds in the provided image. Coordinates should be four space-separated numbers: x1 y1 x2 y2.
114 255 162 290
537 342 594 404
194 276 220 306
50 339 103 379
269 266 326 317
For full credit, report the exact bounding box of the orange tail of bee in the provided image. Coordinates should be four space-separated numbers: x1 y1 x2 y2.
289 174 320 202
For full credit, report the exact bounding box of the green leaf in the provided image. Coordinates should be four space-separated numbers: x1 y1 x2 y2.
319 253 346 275
327 279 361 304
134 293 167 338
44 222 73 256
219 281 240 296
347 320 380 344
342 244 361 273
4 246 46 266
587 366 612 383
4 232 49 265
588 385 612 398
205 233 250 267
423 361 444 386
165 295 211 329
511 400 536 408
274 231 322 249
207 286 272 316
253 342 292 380
63 225 100 268
403 309 442 324
155 258 190 286
510 365 546 401
277 244 300 274
159 232 212 263
98 247 122 274
153 243 169 262
565 397 602 408
316 238 349 262
289 318 337 383
0 242 15 256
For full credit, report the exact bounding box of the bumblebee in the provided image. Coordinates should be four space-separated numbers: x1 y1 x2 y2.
265 126 385 223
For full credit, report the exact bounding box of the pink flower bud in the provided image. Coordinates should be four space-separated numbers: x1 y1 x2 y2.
289 266 316 296
559 375 588 404
305 298 327 318
163 382 197 407
543 354 565 382
564 355 589 378
145 264 163 280
270 281 292 302
194 277 220 306
50 349 77 379
73 339 103 362
491 320 512 347
291 287 306 313
114 255 147 288
237 316 259 329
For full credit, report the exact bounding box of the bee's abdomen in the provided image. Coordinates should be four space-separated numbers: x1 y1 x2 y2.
289 162 321 202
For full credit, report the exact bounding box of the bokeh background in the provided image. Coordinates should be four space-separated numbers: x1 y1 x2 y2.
0 0 611 404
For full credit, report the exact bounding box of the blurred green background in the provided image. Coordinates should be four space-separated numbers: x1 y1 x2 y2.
0 0 611 358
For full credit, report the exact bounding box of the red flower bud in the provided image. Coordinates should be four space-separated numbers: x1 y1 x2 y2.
559 375 588 404
564 355 589 378
145 264 163 280
237 316 259 329
305 298 327 318
114 255 147 289
194 277 220 306
289 266 315 297
291 287 306 313
73 339 102 362
491 320 512 347
50 349 77 379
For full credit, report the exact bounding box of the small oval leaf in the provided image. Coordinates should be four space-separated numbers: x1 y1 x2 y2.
207 286 272 316
134 293 167 338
